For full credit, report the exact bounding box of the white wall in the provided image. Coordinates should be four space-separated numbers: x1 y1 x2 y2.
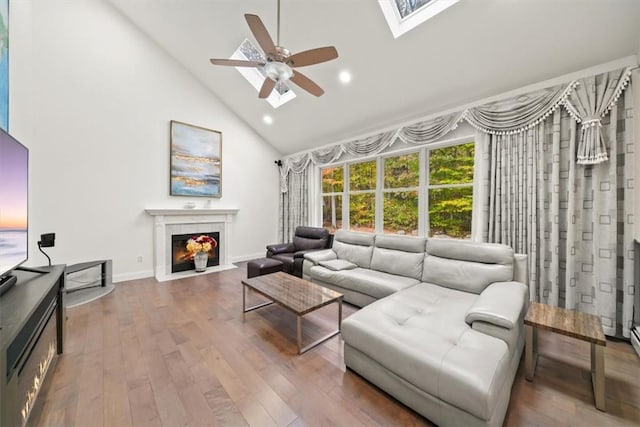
10 0 282 281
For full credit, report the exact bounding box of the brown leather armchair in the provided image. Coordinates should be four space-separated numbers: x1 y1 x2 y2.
266 226 332 277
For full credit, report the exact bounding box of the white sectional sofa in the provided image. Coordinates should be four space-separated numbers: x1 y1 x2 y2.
303 230 528 427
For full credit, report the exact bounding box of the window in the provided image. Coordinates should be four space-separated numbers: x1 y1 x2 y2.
378 0 461 38
427 142 474 238
319 140 474 239
320 166 344 233
383 153 419 235
395 0 435 19
231 39 296 108
349 160 376 233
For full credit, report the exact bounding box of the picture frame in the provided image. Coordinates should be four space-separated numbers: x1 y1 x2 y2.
170 120 222 198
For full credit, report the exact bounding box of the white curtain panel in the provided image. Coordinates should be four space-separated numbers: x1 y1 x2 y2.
278 167 309 243
478 91 635 337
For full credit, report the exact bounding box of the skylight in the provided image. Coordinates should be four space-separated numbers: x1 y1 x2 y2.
379 0 459 38
231 39 296 108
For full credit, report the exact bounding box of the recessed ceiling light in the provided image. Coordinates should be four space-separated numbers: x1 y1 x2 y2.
263 115 273 125
339 70 352 84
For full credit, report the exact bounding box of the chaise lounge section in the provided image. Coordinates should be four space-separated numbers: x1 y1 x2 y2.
303 230 528 427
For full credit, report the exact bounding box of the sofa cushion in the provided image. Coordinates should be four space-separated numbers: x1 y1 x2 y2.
294 226 329 240
422 240 514 294
332 230 375 268
271 253 294 273
341 283 510 421
319 259 357 271
374 234 427 253
370 247 424 280
426 239 514 265
293 235 327 251
334 229 375 246
309 266 419 300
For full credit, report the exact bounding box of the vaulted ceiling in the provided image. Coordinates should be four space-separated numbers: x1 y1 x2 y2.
109 0 640 155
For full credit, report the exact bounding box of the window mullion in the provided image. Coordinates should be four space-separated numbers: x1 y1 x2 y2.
420 148 428 237
375 157 383 234
428 183 474 190
344 163 350 231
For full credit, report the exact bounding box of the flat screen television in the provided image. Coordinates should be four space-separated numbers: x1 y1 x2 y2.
0 127 28 295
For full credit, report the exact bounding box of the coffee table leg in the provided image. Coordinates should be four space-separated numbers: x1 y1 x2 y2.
591 343 606 411
297 300 342 355
242 286 275 314
297 316 303 354
525 324 538 381
242 283 246 314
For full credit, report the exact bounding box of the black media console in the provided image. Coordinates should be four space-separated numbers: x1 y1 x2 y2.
0 265 65 427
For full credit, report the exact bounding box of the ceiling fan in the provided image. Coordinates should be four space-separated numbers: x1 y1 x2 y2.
209 0 338 99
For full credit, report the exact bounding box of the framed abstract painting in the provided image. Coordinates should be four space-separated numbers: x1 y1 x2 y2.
0 0 8 131
170 121 222 197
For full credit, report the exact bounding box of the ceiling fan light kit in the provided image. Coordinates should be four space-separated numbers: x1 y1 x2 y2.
209 0 338 100
264 61 293 83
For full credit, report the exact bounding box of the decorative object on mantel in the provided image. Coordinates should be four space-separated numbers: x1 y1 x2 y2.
170 120 222 198
186 235 217 272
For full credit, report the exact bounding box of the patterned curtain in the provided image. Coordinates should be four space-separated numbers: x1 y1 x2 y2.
563 68 632 165
278 167 309 243
478 88 635 337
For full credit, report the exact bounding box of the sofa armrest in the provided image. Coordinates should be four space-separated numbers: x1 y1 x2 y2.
266 242 295 256
513 253 528 288
471 321 520 351
303 249 337 265
465 281 527 329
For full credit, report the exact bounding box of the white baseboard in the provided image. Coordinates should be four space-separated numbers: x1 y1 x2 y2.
113 269 154 283
231 253 265 263
111 254 263 283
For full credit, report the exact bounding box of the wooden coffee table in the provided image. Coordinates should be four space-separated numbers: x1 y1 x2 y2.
524 302 606 411
241 272 343 354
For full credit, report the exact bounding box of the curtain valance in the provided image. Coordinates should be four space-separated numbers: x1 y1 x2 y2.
397 112 465 144
280 66 634 188
463 82 577 135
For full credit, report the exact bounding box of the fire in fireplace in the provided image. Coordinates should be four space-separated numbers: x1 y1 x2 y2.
171 232 220 273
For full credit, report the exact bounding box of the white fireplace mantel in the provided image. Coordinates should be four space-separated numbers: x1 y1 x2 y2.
145 208 239 281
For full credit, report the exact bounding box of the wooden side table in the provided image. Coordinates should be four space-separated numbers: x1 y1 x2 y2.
524 302 606 411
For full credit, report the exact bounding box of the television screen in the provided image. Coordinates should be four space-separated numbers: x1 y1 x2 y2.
0 129 28 279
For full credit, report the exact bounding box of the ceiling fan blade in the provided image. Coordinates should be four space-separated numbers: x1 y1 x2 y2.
245 14 276 55
287 46 339 67
210 58 264 67
290 70 324 97
259 77 276 99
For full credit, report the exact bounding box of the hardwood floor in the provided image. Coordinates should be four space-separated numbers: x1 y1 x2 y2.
33 263 640 426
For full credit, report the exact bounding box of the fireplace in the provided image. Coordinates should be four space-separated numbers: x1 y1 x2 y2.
145 208 238 281
171 232 220 273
